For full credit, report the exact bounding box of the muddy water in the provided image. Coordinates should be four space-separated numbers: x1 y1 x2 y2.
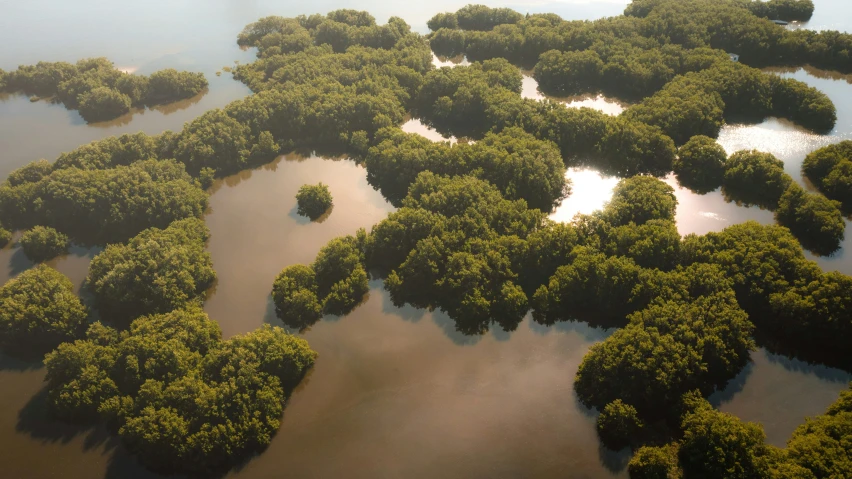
0 1 851 478
203 154 396 338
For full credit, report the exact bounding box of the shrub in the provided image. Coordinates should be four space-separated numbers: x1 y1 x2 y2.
803 141 852 214
20 226 69 262
146 69 208 103
628 444 682 479
0 159 208 244
296 183 333 220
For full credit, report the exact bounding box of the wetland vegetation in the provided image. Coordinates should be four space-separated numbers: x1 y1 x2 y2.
0 1 851 477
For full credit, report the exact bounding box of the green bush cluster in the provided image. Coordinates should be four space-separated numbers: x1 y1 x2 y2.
803 140 852 214
272 234 369 329
722 150 846 255
786 384 852 478
44 308 317 475
674 135 727 193
683 221 850 369
365 126 569 210
0 265 88 357
428 1 839 72
1 58 207 122
597 399 644 450
19 225 69 262
86 218 216 323
0 159 208 245
295 183 333 220
628 386 851 479
237 12 416 55
426 2 837 142
414 59 677 177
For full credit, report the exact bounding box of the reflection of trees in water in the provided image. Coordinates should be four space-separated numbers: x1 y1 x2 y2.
765 65 852 84
85 88 209 129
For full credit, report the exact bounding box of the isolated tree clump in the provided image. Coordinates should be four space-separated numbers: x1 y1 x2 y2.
0 265 87 357
86 218 216 323
296 183 333 220
19 225 69 262
44 307 317 475
674 135 726 193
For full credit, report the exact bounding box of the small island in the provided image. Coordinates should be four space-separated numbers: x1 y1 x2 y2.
296 182 334 220
0 58 208 122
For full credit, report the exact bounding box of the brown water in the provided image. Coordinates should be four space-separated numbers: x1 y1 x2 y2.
1 1 852 478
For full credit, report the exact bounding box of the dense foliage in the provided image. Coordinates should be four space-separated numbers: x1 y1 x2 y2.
1 58 207 122
272 233 369 328
44 308 317 475
4 4 851 475
776 183 845 256
296 183 333 220
574 289 755 415
723 150 792 209
413 57 677 177
787 384 852 478
365 126 569 210
674 135 726 193
426 2 837 143
0 159 207 244
19 225 69 262
803 141 852 214
597 399 644 450
86 218 216 323
0 265 87 357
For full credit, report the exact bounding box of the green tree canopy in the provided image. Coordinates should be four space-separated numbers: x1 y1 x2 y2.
0 265 87 357
296 183 333 220
86 218 216 323
19 225 69 262
44 308 316 475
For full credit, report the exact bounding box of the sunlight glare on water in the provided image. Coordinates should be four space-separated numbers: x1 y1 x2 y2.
549 168 619 222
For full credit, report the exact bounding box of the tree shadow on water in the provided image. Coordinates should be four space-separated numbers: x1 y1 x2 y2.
8 246 34 276
708 358 755 407
16 386 110 450
598 441 632 474
287 204 312 226
0 351 42 372
16 386 191 479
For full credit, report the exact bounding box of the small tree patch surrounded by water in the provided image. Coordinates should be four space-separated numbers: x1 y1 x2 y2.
296 183 333 220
